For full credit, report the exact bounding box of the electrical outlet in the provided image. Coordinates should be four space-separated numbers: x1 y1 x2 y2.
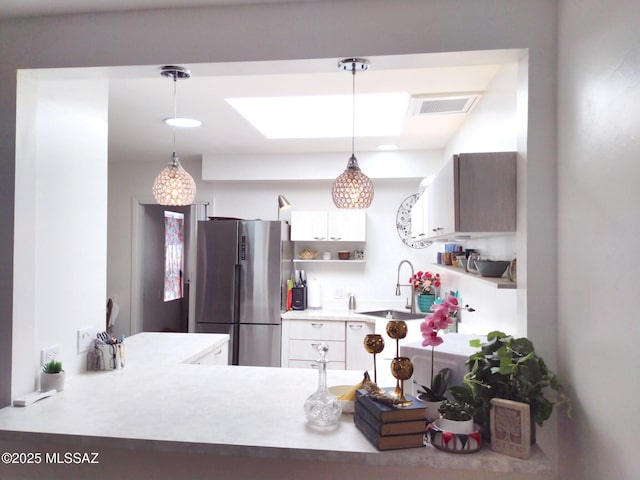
77 327 94 353
41 345 60 366
334 287 345 299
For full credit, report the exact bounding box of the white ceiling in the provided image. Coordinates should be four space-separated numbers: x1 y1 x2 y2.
2 2 519 165
0 0 304 20
106 57 510 163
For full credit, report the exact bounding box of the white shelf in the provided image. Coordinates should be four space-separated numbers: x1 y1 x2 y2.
434 264 516 289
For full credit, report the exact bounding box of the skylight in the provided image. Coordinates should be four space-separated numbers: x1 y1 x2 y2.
226 93 409 139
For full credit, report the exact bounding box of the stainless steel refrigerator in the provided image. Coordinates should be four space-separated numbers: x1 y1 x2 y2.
195 219 292 366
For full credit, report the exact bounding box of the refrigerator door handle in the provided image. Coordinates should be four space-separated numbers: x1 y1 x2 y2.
232 263 241 365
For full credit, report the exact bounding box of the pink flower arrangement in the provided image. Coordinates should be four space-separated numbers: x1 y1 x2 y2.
411 271 441 295
419 294 473 396
420 294 459 347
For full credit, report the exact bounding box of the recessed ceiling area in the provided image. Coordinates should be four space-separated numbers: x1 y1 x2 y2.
104 50 521 164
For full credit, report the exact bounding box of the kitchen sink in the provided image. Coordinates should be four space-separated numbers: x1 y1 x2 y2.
358 310 425 321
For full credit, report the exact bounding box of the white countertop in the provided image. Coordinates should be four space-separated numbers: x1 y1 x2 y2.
123 332 229 366
282 309 378 322
0 332 551 476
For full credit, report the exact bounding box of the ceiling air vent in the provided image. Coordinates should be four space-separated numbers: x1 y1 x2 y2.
408 93 482 116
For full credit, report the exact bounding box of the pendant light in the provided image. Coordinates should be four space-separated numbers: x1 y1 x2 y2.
152 65 197 206
332 58 374 209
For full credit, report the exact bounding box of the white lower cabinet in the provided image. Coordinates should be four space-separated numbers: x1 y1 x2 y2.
345 321 374 371
281 318 373 370
189 342 229 365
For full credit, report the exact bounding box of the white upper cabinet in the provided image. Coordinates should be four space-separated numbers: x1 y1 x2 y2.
327 210 366 241
410 192 427 238
291 210 366 241
427 152 517 239
290 211 328 240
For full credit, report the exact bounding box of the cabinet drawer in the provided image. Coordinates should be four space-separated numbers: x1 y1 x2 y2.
289 339 345 361
190 343 229 365
288 360 346 370
287 320 345 341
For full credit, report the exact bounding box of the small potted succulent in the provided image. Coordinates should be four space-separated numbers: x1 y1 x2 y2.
437 399 475 434
426 387 482 453
41 359 65 392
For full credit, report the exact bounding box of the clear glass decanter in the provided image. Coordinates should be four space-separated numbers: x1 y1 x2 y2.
304 342 342 427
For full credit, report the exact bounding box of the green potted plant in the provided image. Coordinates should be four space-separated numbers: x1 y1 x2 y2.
464 331 570 443
414 368 451 420
41 359 65 392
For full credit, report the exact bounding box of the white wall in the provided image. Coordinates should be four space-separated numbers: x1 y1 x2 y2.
13 76 108 396
557 1 640 479
0 0 562 477
444 62 520 159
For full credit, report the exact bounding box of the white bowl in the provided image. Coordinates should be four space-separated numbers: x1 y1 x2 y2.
328 385 355 413
427 418 482 453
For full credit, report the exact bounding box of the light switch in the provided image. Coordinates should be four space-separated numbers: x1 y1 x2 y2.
77 327 94 353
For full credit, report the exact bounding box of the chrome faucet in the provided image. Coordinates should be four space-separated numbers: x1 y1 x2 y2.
396 259 416 313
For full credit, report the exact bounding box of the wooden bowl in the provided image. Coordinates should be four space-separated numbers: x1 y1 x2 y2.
338 250 351 260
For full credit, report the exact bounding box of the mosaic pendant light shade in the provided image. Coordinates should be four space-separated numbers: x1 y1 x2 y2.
152 153 196 206
332 154 374 208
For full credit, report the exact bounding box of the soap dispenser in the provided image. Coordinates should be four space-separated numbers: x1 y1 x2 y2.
348 292 356 311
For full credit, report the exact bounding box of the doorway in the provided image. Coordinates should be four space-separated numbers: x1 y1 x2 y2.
142 205 189 332
132 202 207 334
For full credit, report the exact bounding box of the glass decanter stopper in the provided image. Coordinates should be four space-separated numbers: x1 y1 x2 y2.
304 342 342 427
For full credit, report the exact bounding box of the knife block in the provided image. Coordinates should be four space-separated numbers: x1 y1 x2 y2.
291 286 307 310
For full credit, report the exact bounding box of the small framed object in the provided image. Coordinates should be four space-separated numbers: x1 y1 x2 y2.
490 398 531 459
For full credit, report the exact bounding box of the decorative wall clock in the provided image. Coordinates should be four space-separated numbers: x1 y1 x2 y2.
396 193 432 249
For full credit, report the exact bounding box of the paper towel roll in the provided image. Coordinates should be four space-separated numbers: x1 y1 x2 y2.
307 279 322 309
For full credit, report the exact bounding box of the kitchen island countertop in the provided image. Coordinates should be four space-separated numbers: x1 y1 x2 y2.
0 333 552 480
123 331 229 366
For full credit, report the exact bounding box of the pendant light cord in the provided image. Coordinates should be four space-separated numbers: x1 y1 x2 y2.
172 74 177 155
351 62 356 157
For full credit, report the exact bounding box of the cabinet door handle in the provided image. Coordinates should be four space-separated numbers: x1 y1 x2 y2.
313 236 326 240
311 323 324 328
348 324 363 330
329 236 342 240
214 349 222 356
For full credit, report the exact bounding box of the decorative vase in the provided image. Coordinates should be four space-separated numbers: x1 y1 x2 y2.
438 416 475 435
419 397 443 422
417 294 436 313
40 371 65 392
304 343 341 427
